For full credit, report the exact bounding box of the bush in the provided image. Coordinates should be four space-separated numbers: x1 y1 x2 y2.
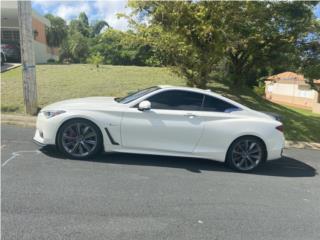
253 85 265 96
47 58 57 64
87 53 103 68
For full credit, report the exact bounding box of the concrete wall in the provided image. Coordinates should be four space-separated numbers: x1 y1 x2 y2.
33 41 58 63
265 82 317 109
32 17 47 44
312 103 320 114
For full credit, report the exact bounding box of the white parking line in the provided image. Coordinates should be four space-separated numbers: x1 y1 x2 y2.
1 150 41 167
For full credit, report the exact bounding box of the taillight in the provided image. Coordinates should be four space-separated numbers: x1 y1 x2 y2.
276 125 284 133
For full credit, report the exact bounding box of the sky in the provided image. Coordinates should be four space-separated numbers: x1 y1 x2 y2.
32 0 131 31
32 0 320 32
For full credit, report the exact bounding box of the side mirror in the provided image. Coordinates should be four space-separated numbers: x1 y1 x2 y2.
138 100 151 111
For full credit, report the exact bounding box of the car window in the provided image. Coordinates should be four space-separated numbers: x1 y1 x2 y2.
202 95 239 112
146 90 204 111
116 86 160 104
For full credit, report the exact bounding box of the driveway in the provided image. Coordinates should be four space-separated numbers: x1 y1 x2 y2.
2 124 320 240
0 63 21 73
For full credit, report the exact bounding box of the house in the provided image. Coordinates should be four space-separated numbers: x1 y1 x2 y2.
1 0 58 64
265 72 320 114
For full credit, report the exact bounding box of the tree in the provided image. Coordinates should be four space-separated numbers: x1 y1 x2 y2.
90 20 110 37
69 12 90 37
79 12 89 28
222 1 317 87
69 32 89 63
128 1 318 88
61 12 108 63
128 1 226 88
91 29 156 66
45 14 68 47
299 20 320 92
69 12 110 38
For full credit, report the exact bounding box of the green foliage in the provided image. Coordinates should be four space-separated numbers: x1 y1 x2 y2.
253 85 265 97
47 58 57 64
299 21 320 92
69 32 89 63
222 1 317 87
90 20 110 37
128 1 318 88
91 29 157 66
129 1 226 88
59 32 89 63
87 53 104 68
45 14 68 47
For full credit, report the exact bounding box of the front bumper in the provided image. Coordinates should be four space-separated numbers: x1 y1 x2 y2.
33 129 48 147
33 112 62 146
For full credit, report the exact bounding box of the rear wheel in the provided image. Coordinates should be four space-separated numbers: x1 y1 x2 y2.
226 136 266 172
57 119 102 159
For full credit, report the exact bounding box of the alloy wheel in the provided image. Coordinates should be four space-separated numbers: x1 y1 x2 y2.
61 122 98 157
231 139 263 171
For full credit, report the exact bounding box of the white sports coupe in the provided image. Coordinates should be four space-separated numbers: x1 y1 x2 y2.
33 85 284 172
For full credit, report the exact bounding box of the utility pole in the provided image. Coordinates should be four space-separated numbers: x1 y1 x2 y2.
18 0 38 115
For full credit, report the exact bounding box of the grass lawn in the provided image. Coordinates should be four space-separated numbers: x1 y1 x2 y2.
1 64 320 143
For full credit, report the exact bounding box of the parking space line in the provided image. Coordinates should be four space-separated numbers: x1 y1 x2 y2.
1 150 41 167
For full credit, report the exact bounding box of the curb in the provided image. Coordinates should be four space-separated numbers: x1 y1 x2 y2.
285 141 320 151
1 114 36 128
1 113 320 150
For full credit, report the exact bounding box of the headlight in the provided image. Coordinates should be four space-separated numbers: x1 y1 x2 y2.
41 110 66 119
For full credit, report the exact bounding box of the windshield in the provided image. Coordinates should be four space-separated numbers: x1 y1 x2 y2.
115 86 160 104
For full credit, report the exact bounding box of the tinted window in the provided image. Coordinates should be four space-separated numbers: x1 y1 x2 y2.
202 95 239 112
116 86 160 104
147 90 204 111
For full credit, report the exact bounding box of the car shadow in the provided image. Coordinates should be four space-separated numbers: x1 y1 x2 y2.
41 146 317 178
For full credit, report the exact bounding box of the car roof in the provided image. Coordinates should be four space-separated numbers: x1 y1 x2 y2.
157 85 218 96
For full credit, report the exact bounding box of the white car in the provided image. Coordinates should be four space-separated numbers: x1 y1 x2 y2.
33 85 284 172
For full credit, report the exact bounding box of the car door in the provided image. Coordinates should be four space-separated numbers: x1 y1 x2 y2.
121 90 205 153
192 94 243 157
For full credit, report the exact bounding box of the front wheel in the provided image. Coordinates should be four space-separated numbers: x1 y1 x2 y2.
57 119 102 159
226 136 266 172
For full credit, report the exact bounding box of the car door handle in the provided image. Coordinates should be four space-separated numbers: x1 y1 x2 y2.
184 113 197 118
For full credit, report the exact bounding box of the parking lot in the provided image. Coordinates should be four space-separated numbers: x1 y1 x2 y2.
2 124 320 240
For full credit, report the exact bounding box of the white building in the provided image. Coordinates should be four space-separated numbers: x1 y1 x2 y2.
265 72 320 114
1 0 59 63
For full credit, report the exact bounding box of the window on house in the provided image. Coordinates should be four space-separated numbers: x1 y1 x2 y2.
1 30 20 42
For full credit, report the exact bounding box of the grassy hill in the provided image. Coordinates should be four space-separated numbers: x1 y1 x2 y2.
1 64 319 142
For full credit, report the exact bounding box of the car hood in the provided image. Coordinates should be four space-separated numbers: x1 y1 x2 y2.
41 97 124 111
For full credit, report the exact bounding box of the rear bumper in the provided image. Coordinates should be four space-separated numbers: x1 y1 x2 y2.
266 132 285 161
267 147 284 160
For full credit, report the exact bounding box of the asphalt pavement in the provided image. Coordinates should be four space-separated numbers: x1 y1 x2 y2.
1 124 320 240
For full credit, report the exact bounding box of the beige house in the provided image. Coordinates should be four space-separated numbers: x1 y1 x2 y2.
265 72 320 114
1 0 59 63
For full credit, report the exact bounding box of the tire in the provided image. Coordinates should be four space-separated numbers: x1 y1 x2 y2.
57 119 102 159
226 136 267 172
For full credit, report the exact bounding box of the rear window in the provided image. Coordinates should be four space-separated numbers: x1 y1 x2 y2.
202 95 239 112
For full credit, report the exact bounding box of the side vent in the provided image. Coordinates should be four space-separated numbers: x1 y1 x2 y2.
105 128 119 145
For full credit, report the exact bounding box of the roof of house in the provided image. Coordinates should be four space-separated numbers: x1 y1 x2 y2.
266 71 305 82
265 71 320 85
